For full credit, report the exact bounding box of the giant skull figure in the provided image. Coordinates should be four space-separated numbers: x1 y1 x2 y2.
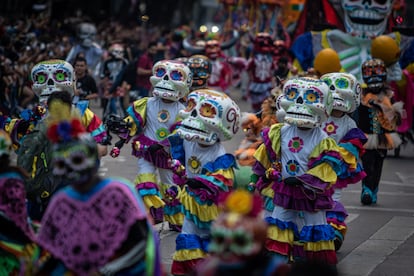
78 23 97 48
31 59 76 104
280 77 333 128
177 89 241 145
342 0 393 39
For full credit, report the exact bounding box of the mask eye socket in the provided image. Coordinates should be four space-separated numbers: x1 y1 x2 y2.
53 158 67 176
304 89 320 103
170 70 184 81
229 230 253 254
155 67 166 78
285 87 298 101
67 152 89 171
335 78 349 89
34 72 48 84
54 70 68 82
200 103 217 118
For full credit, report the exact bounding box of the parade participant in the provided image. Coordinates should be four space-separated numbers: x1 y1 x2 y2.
246 32 276 112
110 60 192 229
320 72 367 250
3 59 108 220
101 43 129 120
169 88 241 275
29 99 162 275
0 130 36 275
252 77 351 266
136 41 157 98
66 22 104 79
357 58 403 205
195 189 288 276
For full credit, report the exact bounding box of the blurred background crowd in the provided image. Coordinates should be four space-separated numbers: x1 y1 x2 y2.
1 0 414 117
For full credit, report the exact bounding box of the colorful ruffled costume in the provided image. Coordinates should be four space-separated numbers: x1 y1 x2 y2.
322 115 367 249
117 96 185 227
169 134 237 275
253 123 351 265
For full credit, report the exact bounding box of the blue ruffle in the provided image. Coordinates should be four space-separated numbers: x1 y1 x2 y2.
266 217 299 235
182 209 213 230
168 134 185 164
164 204 182 216
175 233 210 252
290 32 314 71
202 153 238 173
138 188 161 197
300 224 335 242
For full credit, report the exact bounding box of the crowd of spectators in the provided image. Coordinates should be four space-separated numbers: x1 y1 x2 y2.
0 12 190 117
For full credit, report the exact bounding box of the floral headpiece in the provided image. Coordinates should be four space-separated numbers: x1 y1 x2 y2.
46 100 85 143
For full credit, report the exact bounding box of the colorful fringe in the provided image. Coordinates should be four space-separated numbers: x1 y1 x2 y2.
135 173 165 222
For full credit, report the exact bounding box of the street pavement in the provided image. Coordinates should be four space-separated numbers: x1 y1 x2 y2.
91 89 414 276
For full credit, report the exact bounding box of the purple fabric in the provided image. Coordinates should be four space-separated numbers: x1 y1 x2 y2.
0 176 35 241
131 134 171 169
187 177 221 204
297 174 330 192
341 128 367 143
271 180 334 211
37 181 147 275
330 200 348 217
335 171 366 189
136 181 159 190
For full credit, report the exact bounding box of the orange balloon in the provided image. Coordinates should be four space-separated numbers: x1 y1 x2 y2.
371 35 400 66
313 48 341 76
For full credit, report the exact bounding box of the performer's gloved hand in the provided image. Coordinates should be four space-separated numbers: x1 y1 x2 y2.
147 143 164 161
185 178 206 190
283 177 302 187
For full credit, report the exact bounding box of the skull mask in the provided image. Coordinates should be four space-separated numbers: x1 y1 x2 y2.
187 55 212 89
205 40 221 60
78 22 97 48
177 89 241 145
150 60 193 102
109 43 125 59
280 77 333 128
361 58 387 92
321 72 361 113
341 0 393 38
31 59 76 105
253 32 274 54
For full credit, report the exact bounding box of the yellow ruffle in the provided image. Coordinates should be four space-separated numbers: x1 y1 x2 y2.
307 163 337 186
212 169 235 183
173 249 208 261
267 225 295 244
143 196 165 209
309 137 340 159
303 240 335 252
261 185 275 198
338 147 357 170
164 213 184 226
178 189 219 222
254 124 283 168
135 173 157 184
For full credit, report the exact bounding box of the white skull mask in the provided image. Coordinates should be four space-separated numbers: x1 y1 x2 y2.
341 0 393 38
280 77 333 128
321 72 361 113
78 23 97 48
31 59 76 104
150 60 192 102
177 89 241 145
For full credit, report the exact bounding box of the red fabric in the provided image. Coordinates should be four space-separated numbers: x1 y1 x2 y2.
265 239 291 255
136 53 154 90
171 258 204 275
305 250 337 265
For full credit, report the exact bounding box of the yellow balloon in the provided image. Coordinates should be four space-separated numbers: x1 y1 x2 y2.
313 48 342 76
371 35 400 66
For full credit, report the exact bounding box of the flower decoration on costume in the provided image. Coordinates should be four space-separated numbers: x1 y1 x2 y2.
188 156 201 174
288 137 304 153
222 190 262 217
46 100 85 143
156 127 169 140
323 121 338 136
286 159 300 175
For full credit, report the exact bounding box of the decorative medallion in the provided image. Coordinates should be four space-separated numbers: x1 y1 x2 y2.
288 137 304 153
188 156 201 174
285 160 300 176
158 109 170 123
323 121 338 136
